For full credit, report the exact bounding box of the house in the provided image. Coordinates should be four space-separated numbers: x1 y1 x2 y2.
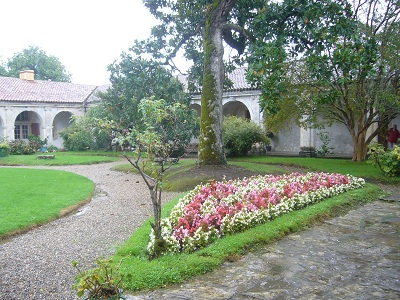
188 68 400 156
1 69 398 155
0 70 106 148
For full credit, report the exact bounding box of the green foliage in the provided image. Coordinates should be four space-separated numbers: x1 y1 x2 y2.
99 56 189 129
28 134 47 151
316 132 335 157
3 45 71 82
9 140 35 155
0 142 10 157
116 97 199 258
47 145 59 152
0 142 10 150
223 116 269 157
248 1 400 161
72 257 129 299
59 116 94 151
368 143 400 177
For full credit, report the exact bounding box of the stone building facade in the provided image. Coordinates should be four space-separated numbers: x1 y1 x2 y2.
0 71 102 148
1 69 398 155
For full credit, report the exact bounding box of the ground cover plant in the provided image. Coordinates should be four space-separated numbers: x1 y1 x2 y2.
0 168 94 240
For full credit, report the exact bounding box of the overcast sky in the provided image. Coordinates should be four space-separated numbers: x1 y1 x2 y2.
0 0 182 85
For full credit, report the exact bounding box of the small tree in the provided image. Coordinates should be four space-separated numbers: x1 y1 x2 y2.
116 98 198 258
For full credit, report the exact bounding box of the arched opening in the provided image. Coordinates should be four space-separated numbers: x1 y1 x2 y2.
14 111 42 140
52 111 73 148
190 103 201 117
223 101 251 119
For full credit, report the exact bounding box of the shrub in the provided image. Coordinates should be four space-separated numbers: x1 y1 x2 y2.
367 143 400 176
28 135 47 151
59 121 93 151
0 142 10 157
9 140 35 155
316 131 334 157
47 145 59 152
72 257 129 299
223 116 270 157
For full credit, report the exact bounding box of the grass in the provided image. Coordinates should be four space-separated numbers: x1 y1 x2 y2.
1 151 397 294
230 156 400 184
0 151 120 166
0 168 94 240
108 155 397 293
114 183 383 293
113 156 400 192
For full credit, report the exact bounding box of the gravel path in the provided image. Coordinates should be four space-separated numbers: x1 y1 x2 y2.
0 160 180 300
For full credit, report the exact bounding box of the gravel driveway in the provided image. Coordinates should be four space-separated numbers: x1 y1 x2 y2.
0 160 179 300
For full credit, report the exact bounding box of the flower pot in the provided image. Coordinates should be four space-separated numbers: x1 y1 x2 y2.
0 148 9 157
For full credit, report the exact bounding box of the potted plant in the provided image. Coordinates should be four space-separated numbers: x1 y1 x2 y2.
0 142 10 157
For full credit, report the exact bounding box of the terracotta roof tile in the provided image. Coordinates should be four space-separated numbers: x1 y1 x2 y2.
0 76 97 103
178 67 254 93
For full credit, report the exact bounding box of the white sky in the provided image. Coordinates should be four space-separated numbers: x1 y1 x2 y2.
0 0 185 85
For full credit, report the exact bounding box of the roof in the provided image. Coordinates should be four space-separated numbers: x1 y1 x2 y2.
178 67 255 94
0 76 97 104
0 67 255 104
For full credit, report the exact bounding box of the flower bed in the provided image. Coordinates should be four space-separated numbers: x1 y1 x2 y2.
148 172 365 256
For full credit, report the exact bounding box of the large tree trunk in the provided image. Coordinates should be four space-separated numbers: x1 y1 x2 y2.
198 2 231 165
352 130 368 161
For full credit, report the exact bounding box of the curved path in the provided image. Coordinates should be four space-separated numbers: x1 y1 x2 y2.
1 162 399 299
0 160 179 300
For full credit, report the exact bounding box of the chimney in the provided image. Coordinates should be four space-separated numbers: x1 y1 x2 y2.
19 70 35 81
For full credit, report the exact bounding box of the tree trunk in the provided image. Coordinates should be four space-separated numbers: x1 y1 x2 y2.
352 130 368 161
198 3 227 165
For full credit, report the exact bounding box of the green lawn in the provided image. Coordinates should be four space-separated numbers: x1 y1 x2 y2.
230 156 394 181
0 168 94 239
1 152 397 295
0 151 120 166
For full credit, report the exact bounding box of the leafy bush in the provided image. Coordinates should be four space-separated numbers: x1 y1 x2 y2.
9 140 35 155
28 135 47 151
72 257 129 299
0 142 10 157
59 117 94 151
367 143 400 176
316 131 334 157
47 145 59 152
223 116 270 157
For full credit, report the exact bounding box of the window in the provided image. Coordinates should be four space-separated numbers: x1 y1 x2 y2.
16 111 29 122
14 124 29 140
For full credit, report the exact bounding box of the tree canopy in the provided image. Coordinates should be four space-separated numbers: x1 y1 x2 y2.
248 0 400 161
97 54 190 130
137 0 398 164
1 46 71 82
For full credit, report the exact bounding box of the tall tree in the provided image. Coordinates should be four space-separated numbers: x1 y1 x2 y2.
98 54 190 130
4 46 71 82
141 0 353 165
248 0 400 161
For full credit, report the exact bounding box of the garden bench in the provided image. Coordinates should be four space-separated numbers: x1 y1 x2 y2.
36 154 55 159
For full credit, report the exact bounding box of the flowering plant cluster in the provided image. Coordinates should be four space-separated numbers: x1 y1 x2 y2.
148 172 365 256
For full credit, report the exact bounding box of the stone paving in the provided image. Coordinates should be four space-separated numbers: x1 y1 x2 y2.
128 197 400 300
